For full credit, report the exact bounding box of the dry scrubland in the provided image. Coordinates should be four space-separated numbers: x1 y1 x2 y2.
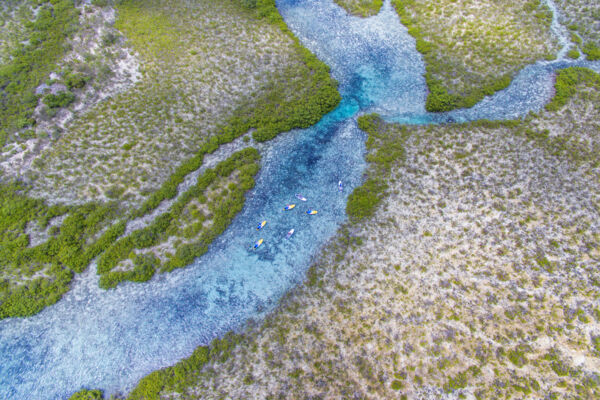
26 0 326 207
0 0 140 177
555 0 600 60
393 0 559 112
128 69 600 400
336 0 558 111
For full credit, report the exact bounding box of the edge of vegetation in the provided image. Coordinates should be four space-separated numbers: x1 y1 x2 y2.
333 0 383 17
346 113 409 222
98 148 261 289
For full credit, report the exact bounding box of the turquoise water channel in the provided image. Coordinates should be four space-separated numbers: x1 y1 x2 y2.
1 1 599 398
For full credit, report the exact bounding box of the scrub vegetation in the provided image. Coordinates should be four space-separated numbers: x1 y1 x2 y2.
346 114 408 222
555 0 600 60
68 389 103 400
0 0 140 176
25 0 339 207
333 0 383 17
0 0 339 318
0 182 124 318
336 0 559 112
97 148 261 289
120 68 600 399
0 0 79 138
388 0 558 112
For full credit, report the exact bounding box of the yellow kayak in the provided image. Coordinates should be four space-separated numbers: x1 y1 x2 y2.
306 209 318 215
284 204 296 211
257 220 267 230
253 238 264 249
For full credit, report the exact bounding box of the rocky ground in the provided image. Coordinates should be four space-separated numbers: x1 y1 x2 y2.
149 69 600 399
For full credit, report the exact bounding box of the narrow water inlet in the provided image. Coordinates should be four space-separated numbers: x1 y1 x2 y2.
1 0 600 399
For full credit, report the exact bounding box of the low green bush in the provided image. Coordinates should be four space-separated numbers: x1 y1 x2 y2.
91 0 110 7
546 68 600 112
0 0 79 137
43 91 76 109
347 114 408 222
64 72 89 90
98 148 261 288
333 0 383 17
68 389 103 400
444 370 468 392
0 182 122 318
582 41 600 61
567 48 580 59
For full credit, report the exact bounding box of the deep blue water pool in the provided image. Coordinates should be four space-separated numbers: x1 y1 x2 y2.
1 1 599 399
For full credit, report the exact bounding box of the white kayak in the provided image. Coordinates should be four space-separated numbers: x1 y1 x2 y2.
295 193 307 201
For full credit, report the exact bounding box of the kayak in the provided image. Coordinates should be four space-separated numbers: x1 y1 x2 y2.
286 229 295 239
253 238 264 249
338 180 343 192
295 194 307 202
284 204 296 211
257 220 267 230
306 209 318 215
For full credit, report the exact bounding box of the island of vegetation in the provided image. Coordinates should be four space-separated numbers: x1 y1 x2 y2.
334 0 383 17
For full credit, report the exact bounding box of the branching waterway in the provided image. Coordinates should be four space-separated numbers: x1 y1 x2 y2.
1 1 599 398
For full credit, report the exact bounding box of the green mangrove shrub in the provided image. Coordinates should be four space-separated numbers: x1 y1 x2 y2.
68 389 103 400
0 182 123 318
546 67 600 112
347 114 408 222
127 332 243 399
0 0 79 137
98 148 261 288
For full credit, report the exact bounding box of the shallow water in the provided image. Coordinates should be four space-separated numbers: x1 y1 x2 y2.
1 1 599 399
